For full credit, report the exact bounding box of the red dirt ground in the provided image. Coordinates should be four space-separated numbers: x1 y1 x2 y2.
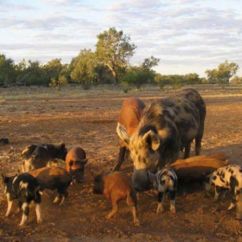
0 87 241 241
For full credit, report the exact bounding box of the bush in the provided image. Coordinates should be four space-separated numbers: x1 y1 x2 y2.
120 66 155 88
155 73 202 89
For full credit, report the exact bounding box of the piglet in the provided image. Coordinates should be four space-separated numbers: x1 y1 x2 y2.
93 172 140 226
29 166 72 205
205 164 242 213
148 168 178 214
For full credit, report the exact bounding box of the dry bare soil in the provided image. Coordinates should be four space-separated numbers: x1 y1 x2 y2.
0 87 241 241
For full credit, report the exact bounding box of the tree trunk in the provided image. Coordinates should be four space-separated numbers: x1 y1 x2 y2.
106 63 117 84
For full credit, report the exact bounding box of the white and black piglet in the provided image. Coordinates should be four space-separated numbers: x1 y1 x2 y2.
148 168 178 214
205 164 242 214
1 173 42 226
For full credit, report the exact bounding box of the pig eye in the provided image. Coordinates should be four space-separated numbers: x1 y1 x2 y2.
161 180 166 185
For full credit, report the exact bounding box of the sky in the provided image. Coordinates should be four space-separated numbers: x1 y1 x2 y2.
1 0 242 77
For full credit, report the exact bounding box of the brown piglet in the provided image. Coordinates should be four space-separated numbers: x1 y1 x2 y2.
93 172 140 226
29 166 72 205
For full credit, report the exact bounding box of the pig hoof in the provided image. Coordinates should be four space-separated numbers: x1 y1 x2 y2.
156 207 164 214
106 213 113 220
53 197 60 204
37 219 43 224
227 203 235 210
134 219 140 226
170 208 176 214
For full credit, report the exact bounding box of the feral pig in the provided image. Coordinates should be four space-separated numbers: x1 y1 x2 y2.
114 97 145 171
93 172 140 226
21 143 67 172
148 168 178 214
205 164 242 219
1 173 42 226
29 166 72 205
117 88 206 192
65 146 88 183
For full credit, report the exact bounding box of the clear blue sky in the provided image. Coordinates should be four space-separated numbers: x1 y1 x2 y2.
1 0 242 76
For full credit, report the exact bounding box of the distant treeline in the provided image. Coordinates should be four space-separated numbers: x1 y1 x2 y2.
1 28 242 89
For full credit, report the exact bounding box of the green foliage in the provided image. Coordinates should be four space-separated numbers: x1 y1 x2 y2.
70 49 98 88
155 73 202 89
96 27 136 83
120 56 159 88
206 60 239 84
17 61 49 86
94 64 114 84
0 54 16 86
142 56 160 70
46 60 69 88
120 66 155 88
44 59 63 82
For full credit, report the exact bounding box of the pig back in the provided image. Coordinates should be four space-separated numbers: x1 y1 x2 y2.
118 97 145 136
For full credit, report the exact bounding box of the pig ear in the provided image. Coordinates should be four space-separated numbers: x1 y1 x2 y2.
143 130 160 151
116 122 130 145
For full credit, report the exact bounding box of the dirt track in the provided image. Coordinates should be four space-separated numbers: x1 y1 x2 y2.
0 87 242 241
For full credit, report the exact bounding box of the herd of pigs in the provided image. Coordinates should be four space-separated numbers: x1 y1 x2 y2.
1 88 242 227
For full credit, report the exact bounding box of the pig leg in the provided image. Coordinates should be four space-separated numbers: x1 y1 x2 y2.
17 201 22 213
168 190 176 214
106 192 119 219
5 194 13 217
127 191 140 226
195 121 204 155
54 186 68 205
35 203 42 224
19 202 29 226
59 191 68 205
183 143 191 159
113 147 126 171
156 192 165 214
214 186 220 201
228 178 240 210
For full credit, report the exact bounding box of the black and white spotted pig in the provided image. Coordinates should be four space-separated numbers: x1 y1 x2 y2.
205 164 242 212
148 168 178 214
1 173 42 226
21 143 67 172
117 88 206 192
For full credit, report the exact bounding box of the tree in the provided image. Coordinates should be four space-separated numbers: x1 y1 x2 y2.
205 60 239 84
96 27 136 83
120 56 159 88
44 58 63 82
184 73 201 85
0 54 16 86
70 49 98 88
16 61 48 86
142 56 160 70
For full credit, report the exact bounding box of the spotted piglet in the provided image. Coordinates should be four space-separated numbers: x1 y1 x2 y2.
205 164 242 216
148 168 178 214
1 173 42 226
